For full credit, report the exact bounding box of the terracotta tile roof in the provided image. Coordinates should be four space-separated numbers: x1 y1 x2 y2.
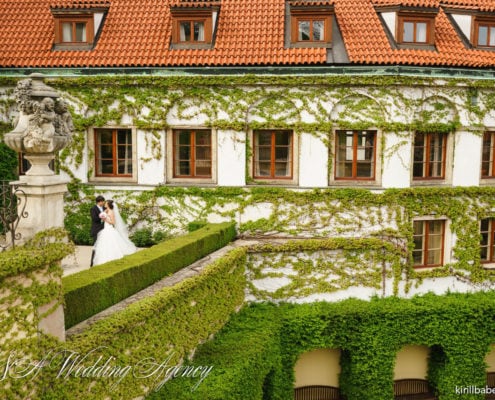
1 0 495 68
50 0 111 8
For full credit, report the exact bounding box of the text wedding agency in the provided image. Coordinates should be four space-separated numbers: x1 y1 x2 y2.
1 347 213 392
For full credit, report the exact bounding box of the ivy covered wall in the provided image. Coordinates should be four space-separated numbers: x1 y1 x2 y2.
1 74 494 188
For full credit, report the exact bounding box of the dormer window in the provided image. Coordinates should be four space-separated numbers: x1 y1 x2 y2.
397 13 435 45
377 6 437 50
57 16 93 44
51 3 109 50
474 18 495 48
288 1 333 48
170 3 220 49
174 16 211 44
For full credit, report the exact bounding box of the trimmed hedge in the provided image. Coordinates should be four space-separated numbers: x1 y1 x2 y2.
153 292 495 400
63 222 236 328
40 246 247 399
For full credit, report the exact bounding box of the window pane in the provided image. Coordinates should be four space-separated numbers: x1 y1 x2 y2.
275 162 290 177
257 162 271 176
403 22 414 42
275 132 290 146
356 162 372 177
257 147 271 161
62 23 72 42
177 131 191 145
100 159 113 174
117 129 131 144
256 132 271 146
275 147 288 161
195 160 211 176
479 26 488 46
194 21 204 41
298 21 310 41
177 161 190 175
490 27 495 46
179 146 190 160
180 22 191 41
118 160 132 175
416 22 427 42
99 130 113 144
427 249 441 265
196 131 210 145
313 20 324 41
196 147 211 160
100 145 113 159
75 22 86 42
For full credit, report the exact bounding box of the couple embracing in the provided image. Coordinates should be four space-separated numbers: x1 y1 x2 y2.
90 195 136 267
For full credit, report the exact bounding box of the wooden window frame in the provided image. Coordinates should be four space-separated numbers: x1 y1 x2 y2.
94 128 133 178
480 218 495 264
473 18 495 49
253 130 293 180
413 220 445 269
481 131 495 178
172 129 212 179
171 10 213 45
334 130 377 181
290 11 332 44
54 14 94 45
413 132 447 181
397 14 435 45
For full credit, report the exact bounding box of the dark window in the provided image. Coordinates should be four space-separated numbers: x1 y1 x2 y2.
95 128 133 177
482 132 495 178
253 130 293 179
481 218 495 263
173 129 212 178
413 220 445 268
335 130 376 180
413 132 447 180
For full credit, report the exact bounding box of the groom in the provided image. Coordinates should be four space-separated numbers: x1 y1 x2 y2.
90 195 106 267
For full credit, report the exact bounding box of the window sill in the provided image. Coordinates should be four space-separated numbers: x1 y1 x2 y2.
411 180 451 187
168 178 217 185
52 43 94 51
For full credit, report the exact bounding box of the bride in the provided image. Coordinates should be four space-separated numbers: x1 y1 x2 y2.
92 200 137 266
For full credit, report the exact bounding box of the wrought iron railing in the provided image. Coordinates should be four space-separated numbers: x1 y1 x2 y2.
0 180 28 250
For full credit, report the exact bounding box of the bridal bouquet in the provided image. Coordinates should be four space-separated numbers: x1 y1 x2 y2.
99 212 107 220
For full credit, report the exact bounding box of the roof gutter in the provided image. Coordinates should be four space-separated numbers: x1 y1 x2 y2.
1 65 495 80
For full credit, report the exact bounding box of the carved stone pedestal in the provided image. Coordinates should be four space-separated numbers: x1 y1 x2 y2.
13 175 68 240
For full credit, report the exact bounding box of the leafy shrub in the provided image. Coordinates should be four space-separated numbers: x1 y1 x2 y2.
64 201 93 245
188 220 208 232
130 228 153 247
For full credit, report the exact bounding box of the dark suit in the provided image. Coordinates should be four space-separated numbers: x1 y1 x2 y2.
90 204 105 243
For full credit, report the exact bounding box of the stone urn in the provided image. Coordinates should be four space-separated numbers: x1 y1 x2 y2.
4 73 74 176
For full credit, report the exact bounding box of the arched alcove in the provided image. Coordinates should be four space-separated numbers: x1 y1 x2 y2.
394 344 430 380
294 348 341 388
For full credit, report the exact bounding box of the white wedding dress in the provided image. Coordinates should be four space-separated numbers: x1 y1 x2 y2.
92 204 137 266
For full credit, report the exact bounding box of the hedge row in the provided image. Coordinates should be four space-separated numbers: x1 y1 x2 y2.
63 222 236 328
153 292 495 400
38 246 246 399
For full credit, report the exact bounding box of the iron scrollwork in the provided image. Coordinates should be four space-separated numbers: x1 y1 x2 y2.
0 181 28 250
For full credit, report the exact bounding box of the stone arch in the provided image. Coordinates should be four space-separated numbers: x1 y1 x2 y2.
330 93 386 127
166 96 214 126
246 94 300 125
414 95 459 126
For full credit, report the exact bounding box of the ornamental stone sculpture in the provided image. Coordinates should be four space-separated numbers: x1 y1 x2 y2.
4 73 73 175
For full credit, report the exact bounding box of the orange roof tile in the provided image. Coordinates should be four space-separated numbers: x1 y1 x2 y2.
1 0 495 68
